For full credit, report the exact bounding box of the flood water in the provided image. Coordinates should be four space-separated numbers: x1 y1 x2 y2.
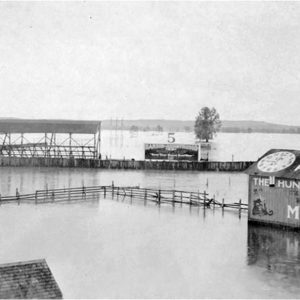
101 130 300 161
0 196 299 298
0 131 300 298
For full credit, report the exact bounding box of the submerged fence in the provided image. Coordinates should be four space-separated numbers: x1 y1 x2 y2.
0 184 248 217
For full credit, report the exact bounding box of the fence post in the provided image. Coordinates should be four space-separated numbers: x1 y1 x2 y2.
158 189 161 205
104 186 106 198
112 181 114 198
82 185 86 200
172 190 175 207
117 186 119 200
181 191 183 207
35 191 38 205
144 189 147 205
222 198 225 215
51 191 55 203
16 188 20 205
213 194 215 210
203 191 206 210
239 199 242 219
0 194 1 206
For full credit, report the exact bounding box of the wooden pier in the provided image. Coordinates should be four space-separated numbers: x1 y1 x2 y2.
0 184 248 217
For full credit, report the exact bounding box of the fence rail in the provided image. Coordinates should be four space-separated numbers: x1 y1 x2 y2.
0 184 248 217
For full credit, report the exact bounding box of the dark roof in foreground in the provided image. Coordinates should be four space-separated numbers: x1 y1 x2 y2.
245 149 300 179
0 259 63 299
0 119 100 134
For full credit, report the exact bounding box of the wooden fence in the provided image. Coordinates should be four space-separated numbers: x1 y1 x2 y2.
0 184 248 217
0 156 254 172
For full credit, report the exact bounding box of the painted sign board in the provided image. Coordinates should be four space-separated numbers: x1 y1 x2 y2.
144 143 200 161
248 175 300 227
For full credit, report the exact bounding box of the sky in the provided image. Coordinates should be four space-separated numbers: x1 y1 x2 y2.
1 1 300 125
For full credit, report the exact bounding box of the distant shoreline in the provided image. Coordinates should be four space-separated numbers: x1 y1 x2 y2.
102 119 300 134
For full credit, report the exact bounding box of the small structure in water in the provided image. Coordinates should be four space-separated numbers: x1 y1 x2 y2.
246 149 300 228
0 259 63 299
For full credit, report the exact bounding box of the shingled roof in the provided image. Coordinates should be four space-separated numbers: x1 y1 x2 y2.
0 259 63 299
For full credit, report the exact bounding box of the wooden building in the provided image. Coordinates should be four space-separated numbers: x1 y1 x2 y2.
246 149 300 228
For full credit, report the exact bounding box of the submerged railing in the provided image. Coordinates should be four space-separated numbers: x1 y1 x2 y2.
0 184 248 217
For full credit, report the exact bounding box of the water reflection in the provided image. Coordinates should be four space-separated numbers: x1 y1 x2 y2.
248 224 300 278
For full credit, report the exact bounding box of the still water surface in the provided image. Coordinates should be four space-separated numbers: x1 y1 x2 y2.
101 130 300 161
0 198 299 298
1 131 300 298
0 167 299 298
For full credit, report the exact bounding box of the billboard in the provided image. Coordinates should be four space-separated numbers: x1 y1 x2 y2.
144 143 200 161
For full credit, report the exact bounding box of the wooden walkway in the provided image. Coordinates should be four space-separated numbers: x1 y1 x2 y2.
0 184 248 217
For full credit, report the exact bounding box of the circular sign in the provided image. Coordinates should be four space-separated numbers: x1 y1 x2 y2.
257 151 296 173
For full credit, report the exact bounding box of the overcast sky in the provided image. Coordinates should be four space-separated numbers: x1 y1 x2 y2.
1 1 300 125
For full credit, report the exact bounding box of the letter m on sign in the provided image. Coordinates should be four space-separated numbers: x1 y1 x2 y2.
287 205 299 219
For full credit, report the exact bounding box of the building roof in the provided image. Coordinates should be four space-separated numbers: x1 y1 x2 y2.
245 149 300 179
0 259 63 299
0 119 100 134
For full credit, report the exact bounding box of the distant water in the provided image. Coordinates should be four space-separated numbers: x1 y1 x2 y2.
100 130 300 161
1 131 300 298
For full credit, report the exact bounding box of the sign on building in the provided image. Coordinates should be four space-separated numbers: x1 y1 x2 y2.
245 149 300 228
144 143 200 161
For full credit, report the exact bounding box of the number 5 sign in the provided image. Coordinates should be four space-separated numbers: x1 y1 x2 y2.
168 133 175 143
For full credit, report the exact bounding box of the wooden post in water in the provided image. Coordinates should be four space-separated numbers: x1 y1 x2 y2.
203 191 206 211
213 194 215 210
16 188 20 205
239 199 242 219
82 184 86 200
172 190 175 207
117 186 119 200
144 189 147 206
112 181 114 198
158 189 161 205
222 198 225 216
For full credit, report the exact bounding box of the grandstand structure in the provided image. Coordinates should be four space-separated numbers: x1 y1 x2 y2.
0 119 101 159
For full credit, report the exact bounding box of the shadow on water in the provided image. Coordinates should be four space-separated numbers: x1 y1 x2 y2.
247 224 300 279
